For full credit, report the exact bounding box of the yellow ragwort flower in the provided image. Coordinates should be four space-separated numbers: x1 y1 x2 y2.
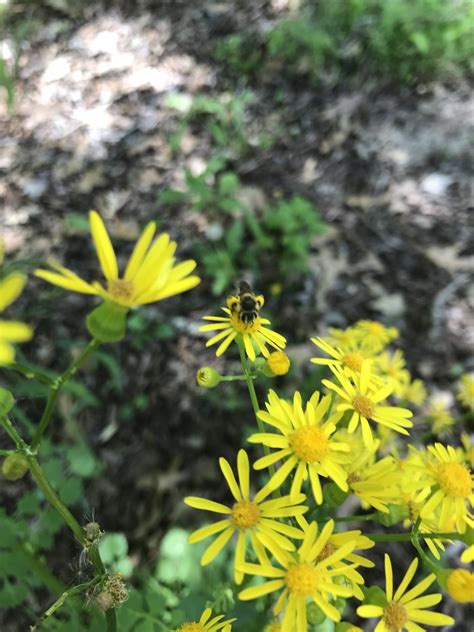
417 443 473 534
199 292 286 362
249 390 350 503
184 449 307 584
310 336 373 378
425 396 455 436
353 320 398 353
374 350 410 398
173 607 235 632
357 554 455 631
322 361 413 448
239 520 362 630
400 378 427 406
457 373 474 411
35 211 199 308
446 569 474 603
0 272 33 365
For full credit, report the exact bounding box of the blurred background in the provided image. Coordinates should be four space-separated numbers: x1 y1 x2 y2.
0 0 473 630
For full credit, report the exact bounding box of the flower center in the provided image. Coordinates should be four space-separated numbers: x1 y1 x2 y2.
107 279 135 305
368 322 384 336
342 352 364 372
177 624 205 632
383 601 407 630
230 311 261 334
289 426 330 463
437 463 472 497
352 395 375 418
286 563 320 596
315 542 336 562
231 500 260 529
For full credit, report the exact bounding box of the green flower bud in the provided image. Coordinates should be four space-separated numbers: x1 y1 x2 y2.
196 367 222 388
86 301 128 343
0 387 15 417
2 453 29 480
307 601 326 625
362 585 387 607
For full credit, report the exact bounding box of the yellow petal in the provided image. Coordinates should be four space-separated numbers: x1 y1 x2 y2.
124 221 156 280
237 449 250 500
219 457 242 502
34 269 98 295
0 273 26 311
0 320 33 342
188 520 229 544
200 526 234 565
184 497 231 514
238 579 285 600
0 341 15 364
89 210 118 281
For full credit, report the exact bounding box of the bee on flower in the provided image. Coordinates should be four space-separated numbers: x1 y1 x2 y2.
199 282 286 362
184 450 307 584
35 211 200 309
249 390 350 504
322 360 413 448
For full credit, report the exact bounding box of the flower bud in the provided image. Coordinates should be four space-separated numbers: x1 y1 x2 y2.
444 569 474 603
86 301 128 343
0 387 15 417
307 602 326 625
2 453 29 481
266 351 290 376
96 573 128 610
336 624 364 632
196 367 222 388
83 521 104 547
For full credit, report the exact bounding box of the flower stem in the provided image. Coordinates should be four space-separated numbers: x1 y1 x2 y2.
31 338 100 451
334 512 379 522
220 374 253 382
368 531 460 542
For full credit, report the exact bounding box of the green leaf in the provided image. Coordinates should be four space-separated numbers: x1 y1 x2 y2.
67 445 97 478
99 533 129 564
410 32 430 54
58 478 83 505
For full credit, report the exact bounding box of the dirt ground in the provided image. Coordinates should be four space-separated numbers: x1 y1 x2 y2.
0 1 473 628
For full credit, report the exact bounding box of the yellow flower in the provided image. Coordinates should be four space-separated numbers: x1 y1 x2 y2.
353 320 398 352
326 326 360 349
310 336 372 378
457 374 474 411
184 449 307 584
322 361 413 448
249 390 350 503
357 554 455 631
239 520 362 630
267 351 291 376
417 443 473 534
0 272 33 365
345 451 403 514
264 624 281 632
374 350 410 398
174 607 235 632
200 293 286 361
35 211 199 308
425 396 455 436
400 378 427 406
446 569 474 603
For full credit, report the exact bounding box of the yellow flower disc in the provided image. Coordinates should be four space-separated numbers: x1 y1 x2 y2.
383 602 407 630
289 427 330 463
286 563 321 596
107 279 135 305
352 395 375 418
437 463 471 497
231 500 260 529
342 352 364 372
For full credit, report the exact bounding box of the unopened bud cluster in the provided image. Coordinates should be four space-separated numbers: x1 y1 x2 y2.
83 521 104 548
196 366 222 388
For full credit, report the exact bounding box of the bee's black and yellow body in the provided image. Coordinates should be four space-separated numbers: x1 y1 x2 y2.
227 281 264 326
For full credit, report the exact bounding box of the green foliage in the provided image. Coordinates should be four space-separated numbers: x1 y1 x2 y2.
214 34 263 76
217 0 474 85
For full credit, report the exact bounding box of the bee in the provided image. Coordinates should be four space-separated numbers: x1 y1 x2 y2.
227 281 264 325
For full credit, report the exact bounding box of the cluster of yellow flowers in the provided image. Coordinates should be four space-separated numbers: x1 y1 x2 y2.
1 215 472 631
188 291 473 630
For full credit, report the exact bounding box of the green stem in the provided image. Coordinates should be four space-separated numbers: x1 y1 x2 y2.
6 362 55 386
220 374 253 382
334 512 378 522
32 578 100 631
0 415 28 450
31 339 100 451
368 532 460 543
